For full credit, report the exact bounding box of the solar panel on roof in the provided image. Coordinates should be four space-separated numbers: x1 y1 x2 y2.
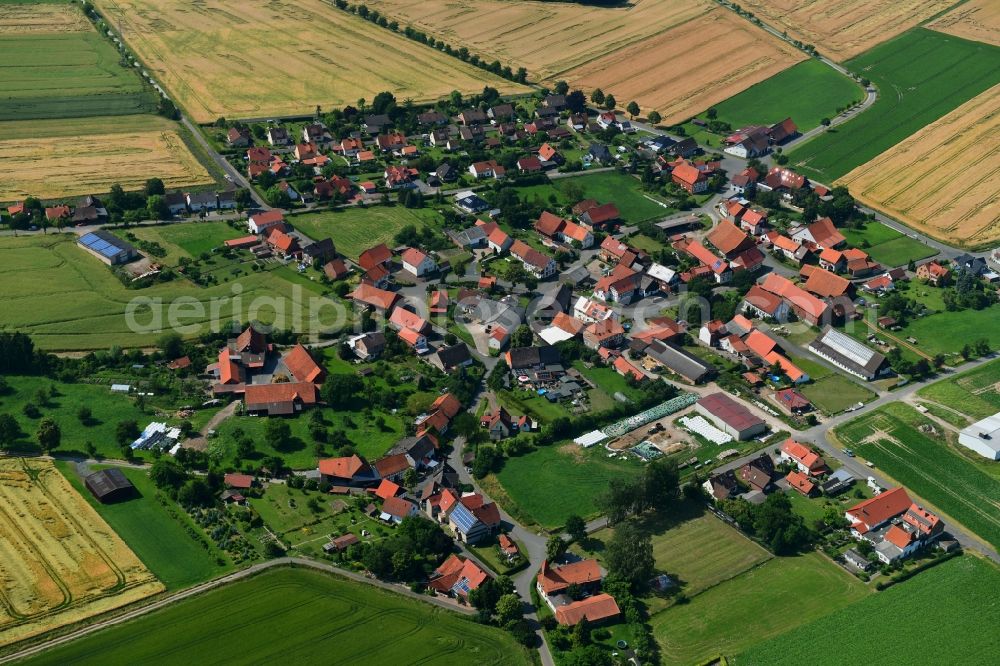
79 233 100 247
100 246 120 258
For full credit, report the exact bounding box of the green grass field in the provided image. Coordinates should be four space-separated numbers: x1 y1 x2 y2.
651 552 869 663
491 443 642 528
788 29 1000 181
212 403 405 470
130 222 246 264
0 375 154 459
22 567 532 665
518 172 672 225
579 510 772 599
56 461 231 589
0 234 344 350
800 374 877 414
918 358 1000 420
0 2 157 120
287 206 436 260
737 556 1000 665
706 59 863 131
836 403 1000 549
841 221 938 266
894 307 1000 357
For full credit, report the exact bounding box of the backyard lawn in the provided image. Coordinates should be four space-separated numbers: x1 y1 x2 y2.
799 374 877 414
0 375 155 460
287 206 437 259
541 172 672 224
490 443 643 528
577 507 772 601
738 556 1000 665
130 222 244 263
651 552 870 663
841 222 937 267
56 462 231 589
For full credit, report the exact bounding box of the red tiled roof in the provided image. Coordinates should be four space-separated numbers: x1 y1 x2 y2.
613 356 645 381
375 478 402 500
350 283 400 311
535 211 567 237
538 559 603 594
781 439 825 472
785 470 815 495
390 306 428 333
555 593 621 626
804 268 851 298
885 524 915 549
244 382 317 411
224 473 254 489
358 243 392 270
318 455 368 479
397 327 426 347
807 217 845 249
672 162 704 186
707 220 753 256
430 393 463 420
582 202 620 225
283 344 324 383
759 273 828 322
902 503 940 535
374 453 409 478
381 495 416 518
847 486 912 531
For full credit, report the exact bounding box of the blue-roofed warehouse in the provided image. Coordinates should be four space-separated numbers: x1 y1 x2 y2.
77 230 138 265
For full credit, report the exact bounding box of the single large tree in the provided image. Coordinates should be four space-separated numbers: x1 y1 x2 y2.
605 521 654 590
36 417 61 454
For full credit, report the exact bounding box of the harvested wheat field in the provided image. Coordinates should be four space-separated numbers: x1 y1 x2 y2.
929 0 1000 47
737 0 955 61
0 2 90 34
839 85 1000 248
0 458 163 647
93 0 527 123
365 0 707 81
0 115 213 201
567 8 804 124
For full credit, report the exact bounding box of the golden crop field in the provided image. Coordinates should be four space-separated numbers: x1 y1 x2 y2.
0 114 213 201
736 0 956 61
567 8 804 124
365 0 708 81
839 84 1000 248
929 0 1000 47
91 0 528 123
0 2 90 34
0 458 163 647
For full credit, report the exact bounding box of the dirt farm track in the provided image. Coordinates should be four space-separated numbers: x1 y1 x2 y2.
0 458 162 647
838 84 1000 249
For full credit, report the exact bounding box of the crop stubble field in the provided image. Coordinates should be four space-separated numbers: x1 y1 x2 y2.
0 115 213 201
0 458 163 647
22 567 532 665
0 0 157 120
839 84 1000 247
929 0 1000 47
92 0 527 123
736 0 956 61
367 0 803 123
